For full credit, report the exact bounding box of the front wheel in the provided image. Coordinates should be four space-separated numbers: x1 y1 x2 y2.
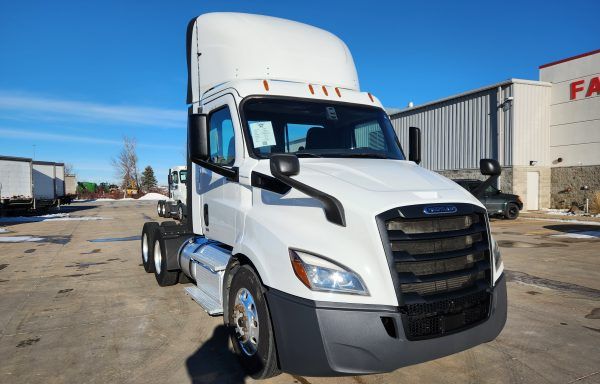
157 201 163 217
228 265 280 379
505 203 520 220
177 203 184 221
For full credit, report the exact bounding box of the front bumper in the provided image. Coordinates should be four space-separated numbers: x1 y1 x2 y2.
266 274 507 377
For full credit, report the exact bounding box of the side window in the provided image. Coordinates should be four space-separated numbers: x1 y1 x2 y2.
209 107 235 166
179 170 187 183
171 171 179 184
485 185 498 194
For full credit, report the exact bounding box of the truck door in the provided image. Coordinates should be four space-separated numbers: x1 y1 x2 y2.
198 94 243 246
170 170 179 199
483 185 504 214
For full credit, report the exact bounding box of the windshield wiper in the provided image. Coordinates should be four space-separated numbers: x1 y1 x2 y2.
295 152 322 158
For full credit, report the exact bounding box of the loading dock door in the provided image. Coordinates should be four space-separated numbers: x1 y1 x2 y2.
526 171 539 211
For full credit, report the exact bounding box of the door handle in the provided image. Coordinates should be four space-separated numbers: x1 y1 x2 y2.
203 203 209 226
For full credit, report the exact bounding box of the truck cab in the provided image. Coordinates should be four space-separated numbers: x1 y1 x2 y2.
141 12 506 379
156 166 187 220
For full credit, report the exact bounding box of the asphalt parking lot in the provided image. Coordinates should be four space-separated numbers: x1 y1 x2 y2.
0 201 598 384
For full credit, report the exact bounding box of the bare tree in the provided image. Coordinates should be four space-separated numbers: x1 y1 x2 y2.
64 163 76 176
111 136 140 190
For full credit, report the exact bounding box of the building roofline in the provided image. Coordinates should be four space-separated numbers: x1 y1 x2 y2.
539 48 600 69
32 160 57 166
389 78 551 117
0 155 32 162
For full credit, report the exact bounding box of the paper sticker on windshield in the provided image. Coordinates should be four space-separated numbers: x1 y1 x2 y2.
249 121 276 148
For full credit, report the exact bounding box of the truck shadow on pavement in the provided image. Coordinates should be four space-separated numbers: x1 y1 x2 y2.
185 325 247 384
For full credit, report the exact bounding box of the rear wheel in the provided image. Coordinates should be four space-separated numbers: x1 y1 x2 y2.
505 203 519 220
157 201 163 217
228 265 280 379
163 202 172 218
153 228 179 286
141 222 159 273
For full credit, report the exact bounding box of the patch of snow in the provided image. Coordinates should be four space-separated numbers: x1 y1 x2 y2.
542 209 575 216
92 197 136 202
0 228 10 233
138 193 167 201
551 231 600 239
0 214 111 223
523 218 600 226
0 236 44 242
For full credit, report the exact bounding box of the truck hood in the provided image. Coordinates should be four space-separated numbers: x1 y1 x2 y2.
254 158 483 215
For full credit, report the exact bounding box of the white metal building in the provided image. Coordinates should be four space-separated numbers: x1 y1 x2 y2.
390 49 600 210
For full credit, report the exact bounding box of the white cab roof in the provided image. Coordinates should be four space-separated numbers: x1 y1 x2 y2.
187 12 359 104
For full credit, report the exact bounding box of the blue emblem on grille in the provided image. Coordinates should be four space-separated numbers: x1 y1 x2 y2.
423 205 457 215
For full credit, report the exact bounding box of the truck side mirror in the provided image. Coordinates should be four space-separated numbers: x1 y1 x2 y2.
269 153 346 226
270 154 300 177
480 159 501 176
188 113 209 163
472 159 502 198
167 174 172 185
408 126 421 164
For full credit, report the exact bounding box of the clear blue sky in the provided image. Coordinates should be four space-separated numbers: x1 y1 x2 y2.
1 0 598 183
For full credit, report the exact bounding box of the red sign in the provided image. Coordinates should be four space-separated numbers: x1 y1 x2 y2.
570 76 600 100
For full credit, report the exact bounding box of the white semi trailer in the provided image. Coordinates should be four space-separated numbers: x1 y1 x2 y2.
156 166 187 220
62 174 77 204
0 156 34 212
140 13 506 378
32 160 58 209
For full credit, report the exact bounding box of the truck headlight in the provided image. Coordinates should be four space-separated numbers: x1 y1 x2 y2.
289 249 369 295
491 236 504 284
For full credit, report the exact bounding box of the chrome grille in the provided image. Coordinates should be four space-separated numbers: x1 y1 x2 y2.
377 204 493 340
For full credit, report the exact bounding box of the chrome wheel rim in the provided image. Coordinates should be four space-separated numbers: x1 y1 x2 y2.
233 288 259 356
154 239 162 274
142 233 149 263
156 203 161 215
178 206 183 219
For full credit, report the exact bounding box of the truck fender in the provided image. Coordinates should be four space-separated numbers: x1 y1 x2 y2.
222 253 267 325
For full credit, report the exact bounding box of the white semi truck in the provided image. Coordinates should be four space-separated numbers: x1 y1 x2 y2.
156 166 187 220
140 13 506 378
0 155 34 212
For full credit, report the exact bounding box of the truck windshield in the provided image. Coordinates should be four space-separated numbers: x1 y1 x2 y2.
242 98 405 159
179 170 187 183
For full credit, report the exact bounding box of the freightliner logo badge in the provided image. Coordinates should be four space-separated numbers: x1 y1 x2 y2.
423 205 458 215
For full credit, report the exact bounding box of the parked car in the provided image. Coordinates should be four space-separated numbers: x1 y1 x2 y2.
454 179 523 219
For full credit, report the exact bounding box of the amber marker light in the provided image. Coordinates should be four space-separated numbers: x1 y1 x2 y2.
368 92 374 102
322 85 329 96
308 84 315 94
263 79 269 91
335 87 341 97
289 250 311 289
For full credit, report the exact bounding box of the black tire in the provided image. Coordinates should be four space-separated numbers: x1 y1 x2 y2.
152 227 179 286
505 203 520 220
228 265 280 379
157 201 163 217
163 202 172 218
177 203 184 221
141 222 159 273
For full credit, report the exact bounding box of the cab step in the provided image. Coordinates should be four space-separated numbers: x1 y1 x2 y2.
184 286 223 315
